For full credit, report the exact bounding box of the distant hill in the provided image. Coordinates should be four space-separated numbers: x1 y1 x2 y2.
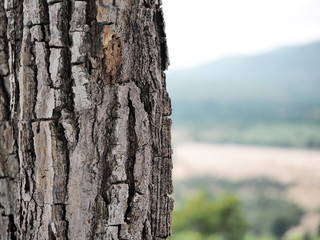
166 41 320 148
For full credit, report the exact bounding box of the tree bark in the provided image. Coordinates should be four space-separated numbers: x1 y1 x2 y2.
0 0 173 239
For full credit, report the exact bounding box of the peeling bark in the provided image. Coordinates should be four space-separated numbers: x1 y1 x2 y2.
0 0 173 239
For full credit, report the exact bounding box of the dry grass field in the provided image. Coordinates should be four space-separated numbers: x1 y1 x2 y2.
173 143 320 235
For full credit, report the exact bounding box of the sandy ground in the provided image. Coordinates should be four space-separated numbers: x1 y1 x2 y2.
173 142 320 210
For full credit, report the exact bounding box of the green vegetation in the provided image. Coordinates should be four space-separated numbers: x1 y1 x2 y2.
248 197 304 238
289 236 320 240
167 41 320 148
172 177 306 240
174 122 320 148
171 193 248 240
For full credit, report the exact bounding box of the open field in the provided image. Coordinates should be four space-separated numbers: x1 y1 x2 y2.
173 143 320 236
173 143 320 210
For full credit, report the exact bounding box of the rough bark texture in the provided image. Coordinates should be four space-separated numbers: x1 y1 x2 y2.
0 0 173 239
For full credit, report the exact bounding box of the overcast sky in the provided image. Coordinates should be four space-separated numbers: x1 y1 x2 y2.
162 0 320 70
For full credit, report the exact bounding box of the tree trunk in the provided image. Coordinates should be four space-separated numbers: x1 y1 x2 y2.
0 0 173 239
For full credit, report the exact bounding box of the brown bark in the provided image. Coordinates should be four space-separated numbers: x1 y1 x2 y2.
0 0 173 239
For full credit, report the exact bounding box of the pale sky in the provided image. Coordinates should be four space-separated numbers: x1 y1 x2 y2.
162 0 320 70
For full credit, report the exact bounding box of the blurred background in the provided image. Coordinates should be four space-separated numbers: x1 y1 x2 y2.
162 0 320 239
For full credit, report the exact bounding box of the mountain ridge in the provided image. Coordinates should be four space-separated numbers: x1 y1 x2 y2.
167 40 320 148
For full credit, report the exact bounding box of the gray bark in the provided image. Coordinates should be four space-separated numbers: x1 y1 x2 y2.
0 0 173 239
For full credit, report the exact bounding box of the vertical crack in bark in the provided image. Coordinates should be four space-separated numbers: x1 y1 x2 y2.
31 34 39 120
0 75 10 119
24 121 37 236
56 1 73 239
99 88 117 209
66 4 80 144
52 120 70 240
13 1 23 120
0 11 18 239
139 81 153 121
154 7 169 71
8 214 17 240
41 0 56 92
125 95 137 223
48 220 57 240
23 169 30 194
0 1 10 98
